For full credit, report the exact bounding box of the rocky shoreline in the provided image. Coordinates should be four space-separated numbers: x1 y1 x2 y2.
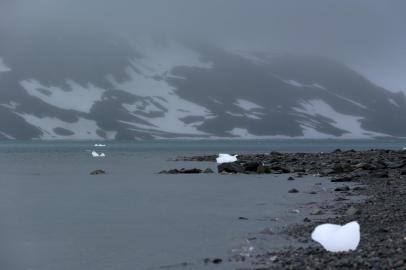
174 149 406 269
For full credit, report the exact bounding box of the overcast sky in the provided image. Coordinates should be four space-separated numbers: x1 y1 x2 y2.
1 0 405 93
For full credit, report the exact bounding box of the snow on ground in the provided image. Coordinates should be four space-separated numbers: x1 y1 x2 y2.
0 130 15 140
294 99 388 138
282 79 368 110
15 113 115 140
20 79 105 113
0 58 11 72
234 99 263 111
1 101 19 110
108 40 215 135
388 98 399 107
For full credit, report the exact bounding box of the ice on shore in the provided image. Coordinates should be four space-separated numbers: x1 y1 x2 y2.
216 153 238 164
311 221 360 252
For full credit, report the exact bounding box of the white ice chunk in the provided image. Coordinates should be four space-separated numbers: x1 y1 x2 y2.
94 144 106 147
311 221 360 252
216 153 238 164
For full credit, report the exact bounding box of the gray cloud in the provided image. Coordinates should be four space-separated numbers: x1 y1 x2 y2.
1 0 405 92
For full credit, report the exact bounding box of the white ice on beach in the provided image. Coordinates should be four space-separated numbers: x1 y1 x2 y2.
311 221 360 252
92 151 105 157
216 153 238 164
94 144 106 147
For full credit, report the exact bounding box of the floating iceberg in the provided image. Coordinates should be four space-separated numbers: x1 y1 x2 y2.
216 153 238 164
94 144 106 147
91 151 105 157
311 221 360 252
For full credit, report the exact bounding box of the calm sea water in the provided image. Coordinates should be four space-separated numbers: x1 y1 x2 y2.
0 139 403 270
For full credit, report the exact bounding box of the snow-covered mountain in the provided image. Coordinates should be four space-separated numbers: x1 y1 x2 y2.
0 31 405 140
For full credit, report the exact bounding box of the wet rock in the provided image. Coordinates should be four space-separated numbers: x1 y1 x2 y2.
288 188 299 193
160 168 203 174
353 186 366 191
203 168 214 174
259 227 274 235
217 162 244 173
346 206 361 216
333 148 342 153
238 216 249 220
90 169 106 175
287 176 295 181
331 175 353 182
303 217 311 222
256 165 271 174
335 186 351 192
310 208 324 215
270 166 290 173
211 258 222 264
243 161 261 172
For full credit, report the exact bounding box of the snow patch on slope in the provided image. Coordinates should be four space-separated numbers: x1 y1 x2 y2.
15 113 115 140
294 99 387 138
283 79 368 110
1 101 19 110
20 79 105 113
0 58 11 72
388 98 399 107
234 99 263 111
108 40 214 135
0 131 15 140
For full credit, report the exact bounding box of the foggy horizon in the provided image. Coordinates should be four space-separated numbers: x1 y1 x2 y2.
1 0 406 93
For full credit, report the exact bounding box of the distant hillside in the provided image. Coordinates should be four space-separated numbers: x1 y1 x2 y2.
0 30 405 140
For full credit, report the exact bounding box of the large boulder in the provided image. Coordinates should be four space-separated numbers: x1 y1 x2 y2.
218 162 244 173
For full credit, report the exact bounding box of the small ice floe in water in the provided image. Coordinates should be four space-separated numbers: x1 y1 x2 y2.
311 221 360 252
216 153 238 164
94 144 106 147
91 151 105 157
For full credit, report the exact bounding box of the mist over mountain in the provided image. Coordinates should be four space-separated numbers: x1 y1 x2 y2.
1 1 406 140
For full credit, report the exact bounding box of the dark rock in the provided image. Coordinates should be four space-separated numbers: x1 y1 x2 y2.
90 169 106 175
259 227 274 235
203 168 214 174
256 165 271 174
243 161 261 172
238 216 249 220
331 175 353 182
160 168 203 174
372 171 389 178
218 162 244 173
270 166 290 173
287 176 295 181
212 258 222 264
288 188 299 193
335 186 351 192
303 217 311 222
333 148 342 153
352 186 366 191
310 208 324 215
